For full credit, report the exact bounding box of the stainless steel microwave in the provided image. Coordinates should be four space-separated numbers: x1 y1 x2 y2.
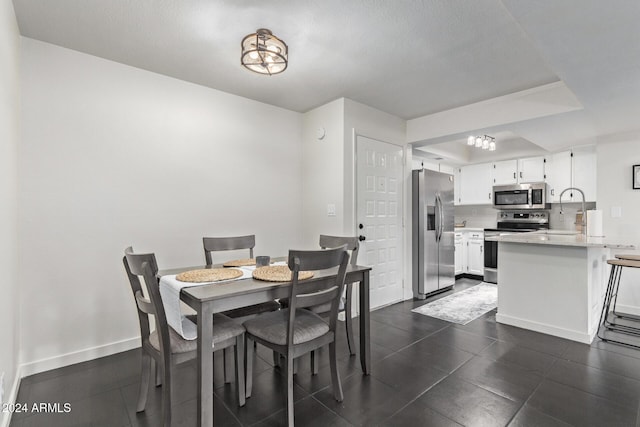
493 183 550 209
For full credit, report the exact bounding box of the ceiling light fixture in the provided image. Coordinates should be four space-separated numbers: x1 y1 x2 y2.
467 135 496 151
241 28 288 75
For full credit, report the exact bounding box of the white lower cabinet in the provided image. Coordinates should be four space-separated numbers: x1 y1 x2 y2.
467 235 484 275
455 231 484 276
455 233 465 275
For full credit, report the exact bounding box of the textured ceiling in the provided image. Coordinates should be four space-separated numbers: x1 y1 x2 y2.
12 0 640 155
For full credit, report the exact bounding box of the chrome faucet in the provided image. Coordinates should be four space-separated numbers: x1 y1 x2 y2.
559 187 586 235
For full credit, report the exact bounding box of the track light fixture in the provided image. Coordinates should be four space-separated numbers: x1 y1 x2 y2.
467 135 496 151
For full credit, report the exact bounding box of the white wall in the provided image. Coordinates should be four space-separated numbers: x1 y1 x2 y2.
0 0 20 422
301 98 410 304
19 39 303 373
301 99 345 247
597 134 640 314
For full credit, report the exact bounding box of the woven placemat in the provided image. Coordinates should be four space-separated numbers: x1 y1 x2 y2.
252 265 314 282
223 258 256 267
176 268 243 283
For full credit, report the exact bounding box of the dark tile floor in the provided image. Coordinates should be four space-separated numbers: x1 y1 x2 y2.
10 278 640 426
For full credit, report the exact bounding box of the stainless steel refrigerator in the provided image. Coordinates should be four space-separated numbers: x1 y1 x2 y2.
412 169 455 299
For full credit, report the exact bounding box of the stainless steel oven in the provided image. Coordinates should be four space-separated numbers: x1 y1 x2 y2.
483 211 549 283
493 183 549 210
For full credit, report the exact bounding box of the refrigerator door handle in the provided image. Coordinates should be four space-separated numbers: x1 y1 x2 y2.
435 194 443 242
439 194 444 240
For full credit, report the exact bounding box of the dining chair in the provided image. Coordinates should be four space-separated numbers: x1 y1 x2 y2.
123 247 246 427
317 235 359 355
244 246 349 426
202 235 281 317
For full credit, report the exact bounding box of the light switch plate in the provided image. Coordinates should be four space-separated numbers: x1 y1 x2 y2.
327 204 336 217
611 206 622 218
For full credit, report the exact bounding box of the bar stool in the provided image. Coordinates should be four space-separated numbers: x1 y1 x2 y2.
597 257 640 348
610 254 640 321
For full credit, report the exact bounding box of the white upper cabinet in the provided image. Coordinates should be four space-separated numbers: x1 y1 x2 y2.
547 147 596 202
458 163 493 205
412 158 439 171
518 156 546 183
453 167 461 205
439 163 456 175
572 146 597 202
492 160 518 186
492 157 545 186
451 146 595 207
547 151 572 202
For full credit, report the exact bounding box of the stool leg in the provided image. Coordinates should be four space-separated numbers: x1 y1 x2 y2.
598 265 618 340
598 263 640 348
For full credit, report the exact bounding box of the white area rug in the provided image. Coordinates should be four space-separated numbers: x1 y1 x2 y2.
412 283 497 325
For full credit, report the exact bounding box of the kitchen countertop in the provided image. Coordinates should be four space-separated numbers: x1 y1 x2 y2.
486 230 636 249
454 227 485 232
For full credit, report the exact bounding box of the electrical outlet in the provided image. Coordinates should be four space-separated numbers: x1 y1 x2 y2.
327 204 336 217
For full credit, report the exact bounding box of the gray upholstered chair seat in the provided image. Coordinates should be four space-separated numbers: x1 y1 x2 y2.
150 313 244 354
244 309 330 345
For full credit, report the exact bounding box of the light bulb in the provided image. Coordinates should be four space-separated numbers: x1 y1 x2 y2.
249 51 259 60
467 136 475 146
475 136 482 147
482 138 489 149
489 141 496 151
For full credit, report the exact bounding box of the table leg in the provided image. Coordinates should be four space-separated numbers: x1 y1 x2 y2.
359 271 371 374
197 303 214 427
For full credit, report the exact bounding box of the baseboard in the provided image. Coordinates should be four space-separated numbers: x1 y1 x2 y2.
455 273 484 281
496 313 594 344
614 304 640 317
0 365 22 427
19 336 140 378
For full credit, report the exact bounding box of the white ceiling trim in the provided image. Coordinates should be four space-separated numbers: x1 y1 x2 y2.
406 81 583 144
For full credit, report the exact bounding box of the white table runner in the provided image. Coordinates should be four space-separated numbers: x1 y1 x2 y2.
159 267 253 340
159 262 288 340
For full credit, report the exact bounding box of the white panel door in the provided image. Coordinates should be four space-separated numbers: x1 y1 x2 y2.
356 136 404 309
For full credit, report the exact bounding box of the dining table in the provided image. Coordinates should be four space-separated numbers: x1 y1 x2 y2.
157 260 372 427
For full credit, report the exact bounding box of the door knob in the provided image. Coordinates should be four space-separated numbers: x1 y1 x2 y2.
358 235 366 241
359 223 364 229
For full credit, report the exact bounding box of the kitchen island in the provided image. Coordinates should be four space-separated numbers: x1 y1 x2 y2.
487 231 635 343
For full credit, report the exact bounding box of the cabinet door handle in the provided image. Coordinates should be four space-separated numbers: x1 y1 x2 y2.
551 189 555 196
513 172 516 179
488 192 491 200
480 246 483 253
520 172 523 179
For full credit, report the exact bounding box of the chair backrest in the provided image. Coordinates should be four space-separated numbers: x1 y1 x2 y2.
123 247 172 361
202 235 255 265
319 235 359 266
286 246 349 345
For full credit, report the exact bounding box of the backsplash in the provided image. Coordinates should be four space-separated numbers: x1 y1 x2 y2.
549 202 596 230
454 202 597 230
454 205 497 228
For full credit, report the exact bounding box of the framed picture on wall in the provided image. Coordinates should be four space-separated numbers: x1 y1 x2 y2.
634 165 640 189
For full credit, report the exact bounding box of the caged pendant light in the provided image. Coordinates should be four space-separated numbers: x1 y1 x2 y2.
241 28 288 75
